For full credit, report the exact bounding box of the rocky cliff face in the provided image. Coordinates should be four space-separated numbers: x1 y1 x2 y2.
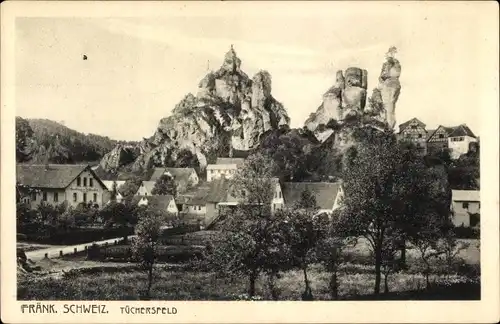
100 46 289 172
305 48 402 143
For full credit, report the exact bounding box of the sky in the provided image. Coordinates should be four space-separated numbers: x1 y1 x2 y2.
14 2 496 141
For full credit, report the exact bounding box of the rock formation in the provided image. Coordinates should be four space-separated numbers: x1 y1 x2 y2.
100 46 289 172
305 47 402 142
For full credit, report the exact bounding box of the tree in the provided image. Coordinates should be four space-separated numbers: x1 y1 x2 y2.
295 188 317 210
282 205 323 300
204 153 285 299
132 207 165 299
151 174 177 197
174 149 200 169
16 117 34 162
118 176 142 198
338 128 450 295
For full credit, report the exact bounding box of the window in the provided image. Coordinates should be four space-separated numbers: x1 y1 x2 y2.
418 134 422 138
83 177 87 187
77 177 81 186
73 193 77 202
411 125 417 129
83 193 87 203
278 191 282 199
54 192 58 202
439 134 444 139
462 202 469 209
89 178 94 187
93 193 97 202
42 192 47 201
31 192 37 201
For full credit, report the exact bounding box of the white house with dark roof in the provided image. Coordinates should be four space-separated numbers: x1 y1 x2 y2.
282 182 343 215
451 190 480 228
132 195 179 215
136 180 156 196
101 180 126 203
447 124 478 159
16 164 109 209
206 157 245 182
148 167 199 193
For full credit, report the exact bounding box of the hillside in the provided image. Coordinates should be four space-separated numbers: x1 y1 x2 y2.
15 117 132 164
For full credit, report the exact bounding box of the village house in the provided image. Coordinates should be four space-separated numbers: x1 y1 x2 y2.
16 164 109 209
281 182 344 216
132 195 179 215
397 118 428 155
178 177 284 229
447 125 478 159
136 180 156 196
426 124 477 157
148 167 199 193
101 180 126 203
206 157 245 182
451 190 480 228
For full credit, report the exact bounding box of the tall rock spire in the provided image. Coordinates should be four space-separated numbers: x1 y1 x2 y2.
377 47 401 129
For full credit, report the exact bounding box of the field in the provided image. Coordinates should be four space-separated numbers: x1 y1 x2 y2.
17 238 480 301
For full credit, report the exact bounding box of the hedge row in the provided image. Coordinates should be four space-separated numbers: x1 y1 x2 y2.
87 244 205 263
454 226 480 239
18 225 135 245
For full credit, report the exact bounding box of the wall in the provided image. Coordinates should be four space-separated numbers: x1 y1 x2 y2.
207 167 236 182
427 127 449 153
29 188 66 209
452 201 480 227
65 170 107 208
448 136 478 159
271 182 284 213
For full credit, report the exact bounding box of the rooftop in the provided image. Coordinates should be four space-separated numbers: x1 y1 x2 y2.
282 182 342 210
16 164 102 189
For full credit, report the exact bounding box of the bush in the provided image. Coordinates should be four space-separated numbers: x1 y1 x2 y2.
93 244 205 263
18 226 135 245
454 227 479 239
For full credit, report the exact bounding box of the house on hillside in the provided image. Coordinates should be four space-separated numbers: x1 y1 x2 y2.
451 190 480 228
427 124 477 157
447 125 478 159
16 164 109 209
397 118 428 155
132 195 179 216
281 182 343 216
206 157 246 182
148 167 199 193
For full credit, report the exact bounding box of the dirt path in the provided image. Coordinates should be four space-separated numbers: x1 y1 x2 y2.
25 236 136 262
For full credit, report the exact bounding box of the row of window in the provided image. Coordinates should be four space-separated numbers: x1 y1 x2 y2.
450 137 465 142
32 192 98 203
461 202 480 209
208 169 236 174
76 177 94 187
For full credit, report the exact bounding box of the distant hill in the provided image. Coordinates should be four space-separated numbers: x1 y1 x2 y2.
16 117 135 164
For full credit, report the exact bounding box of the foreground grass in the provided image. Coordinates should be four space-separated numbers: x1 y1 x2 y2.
18 263 479 301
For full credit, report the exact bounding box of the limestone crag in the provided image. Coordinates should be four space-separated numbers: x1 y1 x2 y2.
99 144 140 171
100 46 289 172
305 48 402 142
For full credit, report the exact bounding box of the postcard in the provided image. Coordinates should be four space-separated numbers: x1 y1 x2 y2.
1 1 499 323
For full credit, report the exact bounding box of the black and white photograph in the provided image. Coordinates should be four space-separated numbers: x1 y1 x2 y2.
1 1 499 323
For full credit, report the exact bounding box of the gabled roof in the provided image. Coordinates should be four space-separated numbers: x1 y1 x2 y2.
149 167 197 187
398 118 426 133
134 195 175 210
139 180 156 194
216 157 246 166
282 182 341 210
16 164 105 189
449 124 476 138
452 190 480 202
102 180 127 191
